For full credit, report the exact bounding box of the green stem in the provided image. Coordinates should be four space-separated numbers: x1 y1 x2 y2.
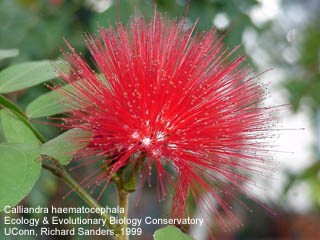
0 94 45 143
118 190 129 240
42 161 116 233
113 174 130 240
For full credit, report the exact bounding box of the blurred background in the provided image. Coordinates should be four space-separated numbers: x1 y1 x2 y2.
1 0 320 239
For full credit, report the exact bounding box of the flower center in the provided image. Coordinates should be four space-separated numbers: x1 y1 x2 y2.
142 137 151 146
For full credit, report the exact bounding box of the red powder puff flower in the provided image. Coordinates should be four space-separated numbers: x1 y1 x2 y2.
56 10 274 226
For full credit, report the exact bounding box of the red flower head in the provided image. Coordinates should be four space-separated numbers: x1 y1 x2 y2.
57 11 274 226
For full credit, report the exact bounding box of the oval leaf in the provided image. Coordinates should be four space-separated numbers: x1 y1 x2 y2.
0 60 59 93
41 128 92 165
26 84 77 118
153 226 193 240
0 49 19 61
25 74 106 119
0 109 40 143
0 143 41 212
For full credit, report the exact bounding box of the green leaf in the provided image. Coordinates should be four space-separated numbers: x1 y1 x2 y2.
153 226 193 240
0 49 19 61
41 128 92 165
26 84 76 118
26 73 106 119
0 94 46 143
0 143 41 212
0 109 40 144
0 94 27 117
0 60 60 93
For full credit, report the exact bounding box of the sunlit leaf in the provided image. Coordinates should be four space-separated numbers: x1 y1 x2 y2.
0 95 45 143
153 226 193 240
26 74 106 118
0 60 61 93
0 143 41 211
0 49 19 61
0 109 40 143
41 128 92 165
25 84 77 118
